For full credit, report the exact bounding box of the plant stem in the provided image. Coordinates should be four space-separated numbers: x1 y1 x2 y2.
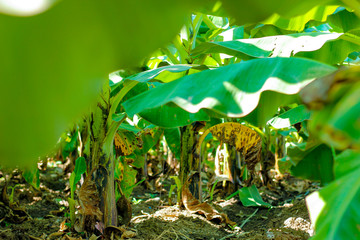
161 47 180 65
189 14 204 51
202 15 217 30
173 35 189 64
240 208 259 229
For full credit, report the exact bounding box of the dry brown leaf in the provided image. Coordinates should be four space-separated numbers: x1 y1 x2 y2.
182 180 236 226
7 208 28 223
27 235 43 240
74 217 87 233
103 225 137 239
48 231 65 240
78 175 103 220
59 219 68 232
104 225 132 240
0 190 30 224
88 234 100 240
121 230 137 239
116 185 132 226
65 235 83 240
50 208 65 216
104 225 127 235
1 185 10 205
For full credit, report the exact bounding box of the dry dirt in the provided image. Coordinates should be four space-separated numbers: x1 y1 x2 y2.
130 187 313 240
0 167 314 240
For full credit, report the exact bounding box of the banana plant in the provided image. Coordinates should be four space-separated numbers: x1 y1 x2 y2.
78 80 135 231
120 14 338 206
119 10 359 239
76 64 204 231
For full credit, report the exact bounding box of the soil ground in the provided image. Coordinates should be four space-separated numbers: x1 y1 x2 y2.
0 166 315 240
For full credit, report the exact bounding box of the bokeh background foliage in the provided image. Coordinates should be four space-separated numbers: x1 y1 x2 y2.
0 0 198 167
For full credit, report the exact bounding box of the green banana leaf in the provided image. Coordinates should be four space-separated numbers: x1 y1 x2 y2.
262 5 339 31
109 65 205 109
109 65 211 127
296 36 360 64
23 166 40 190
290 144 334 185
238 185 272 208
130 127 164 169
118 123 142 134
191 40 272 59
110 65 205 84
118 156 138 199
72 157 87 190
334 150 360 179
123 58 336 121
307 151 360 239
328 9 360 33
219 0 335 25
192 32 348 61
241 91 297 126
286 142 317 165
139 105 210 128
164 128 181 159
268 105 311 129
62 130 79 159
250 25 296 38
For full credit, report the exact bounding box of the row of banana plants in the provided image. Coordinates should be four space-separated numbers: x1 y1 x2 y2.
1 0 360 239
113 6 359 239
